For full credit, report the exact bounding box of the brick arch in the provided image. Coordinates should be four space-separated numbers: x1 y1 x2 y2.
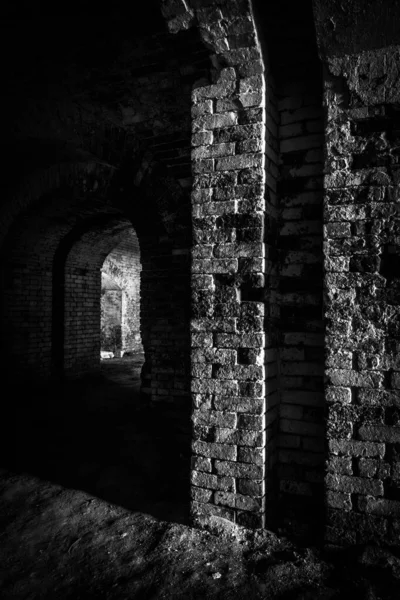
0 144 192 410
52 214 134 379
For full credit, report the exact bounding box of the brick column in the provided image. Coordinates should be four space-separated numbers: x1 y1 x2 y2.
163 0 269 528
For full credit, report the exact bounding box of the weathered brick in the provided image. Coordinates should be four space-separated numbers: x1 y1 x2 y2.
192 81 235 101
358 458 390 479
328 439 385 458
216 427 264 446
326 473 384 496
192 142 235 159
191 486 213 503
191 99 213 117
237 446 264 466
192 440 237 461
326 387 352 404
191 456 212 473
193 112 238 132
213 395 265 414
326 491 352 511
191 332 213 348
327 456 353 475
215 491 262 512
214 460 264 479
214 333 265 348
325 223 352 238
191 470 218 489
358 496 400 517
326 369 384 389
237 413 265 430
192 408 237 428
359 425 400 444
191 501 234 522
191 378 238 395
216 153 263 171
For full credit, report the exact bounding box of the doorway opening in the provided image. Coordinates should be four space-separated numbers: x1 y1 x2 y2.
99 228 144 386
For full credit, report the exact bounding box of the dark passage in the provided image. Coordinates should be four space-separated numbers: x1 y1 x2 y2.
5 355 191 525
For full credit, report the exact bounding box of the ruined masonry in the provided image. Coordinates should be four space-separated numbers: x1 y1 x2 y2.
0 0 399 545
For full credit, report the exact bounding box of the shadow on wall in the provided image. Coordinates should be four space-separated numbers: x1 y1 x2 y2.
258 0 327 542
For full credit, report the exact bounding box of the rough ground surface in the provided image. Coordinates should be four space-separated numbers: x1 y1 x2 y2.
1 470 400 600
1 359 400 599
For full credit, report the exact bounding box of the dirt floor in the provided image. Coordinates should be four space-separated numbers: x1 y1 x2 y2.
1 358 400 599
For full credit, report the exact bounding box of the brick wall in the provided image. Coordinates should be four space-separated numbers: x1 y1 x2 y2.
3 0 400 546
263 3 326 538
0 191 75 381
64 267 101 377
323 46 400 547
63 223 131 378
1 262 53 379
163 0 270 529
277 76 325 536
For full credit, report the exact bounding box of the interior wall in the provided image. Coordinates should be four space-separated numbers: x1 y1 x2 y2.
268 1 326 539
0 191 78 381
101 229 142 354
101 280 123 354
322 46 400 548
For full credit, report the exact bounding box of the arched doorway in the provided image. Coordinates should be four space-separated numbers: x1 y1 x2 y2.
101 229 143 359
100 272 122 358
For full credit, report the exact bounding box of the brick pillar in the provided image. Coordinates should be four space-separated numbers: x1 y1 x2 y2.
163 0 269 528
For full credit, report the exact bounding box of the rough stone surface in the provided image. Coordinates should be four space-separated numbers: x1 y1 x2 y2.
322 36 400 547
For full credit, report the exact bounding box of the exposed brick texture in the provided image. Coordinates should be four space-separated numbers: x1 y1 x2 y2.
163 0 270 529
0 0 399 547
323 45 400 548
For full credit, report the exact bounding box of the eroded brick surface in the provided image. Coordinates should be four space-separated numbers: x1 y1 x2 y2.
323 45 400 547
